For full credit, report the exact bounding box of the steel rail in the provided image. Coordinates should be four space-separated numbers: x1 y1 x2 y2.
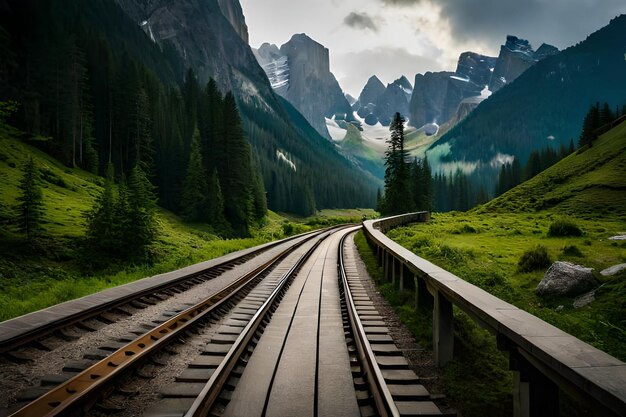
0 228 325 354
183 228 338 417
9 228 332 417
338 230 400 417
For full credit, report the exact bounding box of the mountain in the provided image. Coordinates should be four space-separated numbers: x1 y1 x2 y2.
409 52 496 129
253 34 353 139
476 120 626 218
489 35 559 92
409 36 557 131
116 0 268 97
353 76 413 126
357 76 386 110
429 14 626 174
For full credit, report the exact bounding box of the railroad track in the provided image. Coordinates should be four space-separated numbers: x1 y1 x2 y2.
2 227 452 417
0 228 324 357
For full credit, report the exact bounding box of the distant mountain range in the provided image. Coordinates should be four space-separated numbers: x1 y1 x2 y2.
429 14 626 178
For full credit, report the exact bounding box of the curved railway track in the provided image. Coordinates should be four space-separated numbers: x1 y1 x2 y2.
0 229 324 356
2 226 451 417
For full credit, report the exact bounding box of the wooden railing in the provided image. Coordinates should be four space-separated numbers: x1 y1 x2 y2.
363 213 626 417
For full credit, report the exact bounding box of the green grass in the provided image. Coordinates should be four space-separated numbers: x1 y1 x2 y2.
353 124 626 415
387 212 626 359
0 127 369 321
478 121 626 218
354 231 512 416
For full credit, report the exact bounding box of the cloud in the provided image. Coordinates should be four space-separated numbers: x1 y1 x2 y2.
333 47 443 96
380 0 419 5
421 0 626 50
343 12 380 32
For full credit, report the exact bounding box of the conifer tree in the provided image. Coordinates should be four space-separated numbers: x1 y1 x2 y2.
250 159 268 221
221 92 254 235
180 129 208 221
125 165 158 255
132 87 154 173
381 112 411 214
86 162 117 250
578 103 600 148
16 156 43 240
207 168 227 230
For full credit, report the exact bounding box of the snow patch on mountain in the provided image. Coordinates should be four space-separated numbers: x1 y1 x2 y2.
276 150 296 171
326 118 348 141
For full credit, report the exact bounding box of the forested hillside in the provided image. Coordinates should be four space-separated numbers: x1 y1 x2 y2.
0 0 376 223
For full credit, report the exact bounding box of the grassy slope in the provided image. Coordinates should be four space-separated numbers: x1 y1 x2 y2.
371 123 626 416
0 126 364 321
478 121 626 218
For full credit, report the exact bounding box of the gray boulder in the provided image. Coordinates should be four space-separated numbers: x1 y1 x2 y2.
600 263 626 276
536 261 598 297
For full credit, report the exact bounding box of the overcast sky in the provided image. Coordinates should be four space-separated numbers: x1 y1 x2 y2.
239 0 626 97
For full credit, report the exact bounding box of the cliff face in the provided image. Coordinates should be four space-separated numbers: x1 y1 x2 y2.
217 0 248 44
254 33 353 139
358 76 386 107
489 35 559 92
352 76 413 126
409 71 455 127
455 52 497 87
409 35 558 128
116 0 270 101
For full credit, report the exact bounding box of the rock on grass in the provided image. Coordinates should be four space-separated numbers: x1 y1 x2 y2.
536 261 599 297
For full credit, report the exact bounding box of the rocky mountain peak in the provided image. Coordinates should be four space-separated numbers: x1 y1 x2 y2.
455 51 497 87
535 43 560 60
393 75 413 92
358 76 386 106
254 33 353 139
504 35 534 55
489 34 559 92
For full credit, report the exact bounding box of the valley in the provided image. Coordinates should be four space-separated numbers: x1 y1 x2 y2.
1 0 625 416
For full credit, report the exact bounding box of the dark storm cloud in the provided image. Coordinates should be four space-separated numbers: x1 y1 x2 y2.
343 12 380 32
380 0 626 50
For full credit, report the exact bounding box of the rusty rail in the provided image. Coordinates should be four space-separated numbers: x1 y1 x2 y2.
9 228 331 417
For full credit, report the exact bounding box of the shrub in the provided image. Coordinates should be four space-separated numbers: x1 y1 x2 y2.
548 218 582 237
281 222 294 236
562 245 583 257
518 245 551 272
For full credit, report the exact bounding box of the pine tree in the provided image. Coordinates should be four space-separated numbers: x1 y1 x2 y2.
180 129 208 221
250 158 268 221
207 168 227 231
382 112 411 214
600 101 613 126
476 187 489 205
132 87 154 173
86 162 117 250
16 156 43 240
198 79 224 174
578 104 600 149
123 166 158 256
220 92 254 235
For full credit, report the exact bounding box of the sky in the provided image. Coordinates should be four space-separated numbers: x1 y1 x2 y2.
238 0 626 97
